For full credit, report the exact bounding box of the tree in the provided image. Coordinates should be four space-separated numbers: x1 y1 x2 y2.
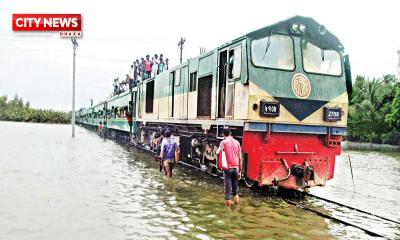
386 84 400 131
348 75 398 145
0 94 70 124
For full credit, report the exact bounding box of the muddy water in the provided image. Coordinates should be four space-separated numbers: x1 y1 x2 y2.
310 150 400 239
0 121 398 239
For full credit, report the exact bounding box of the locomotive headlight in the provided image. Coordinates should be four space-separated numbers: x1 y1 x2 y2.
291 23 299 32
299 24 306 32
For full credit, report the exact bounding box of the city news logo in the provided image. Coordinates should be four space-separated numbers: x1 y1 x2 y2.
12 14 82 38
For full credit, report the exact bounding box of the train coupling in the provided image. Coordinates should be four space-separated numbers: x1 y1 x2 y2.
290 162 315 182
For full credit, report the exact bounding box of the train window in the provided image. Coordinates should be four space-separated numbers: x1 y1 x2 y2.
189 72 197 92
228 47 241 80
175 69 181 86
302 41 341 76
251 34 294 70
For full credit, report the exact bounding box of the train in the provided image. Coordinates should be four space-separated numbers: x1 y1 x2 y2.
77 16 352 190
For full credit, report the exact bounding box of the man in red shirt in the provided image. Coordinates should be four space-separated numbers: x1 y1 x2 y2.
217 127 242 207
144 55 152 80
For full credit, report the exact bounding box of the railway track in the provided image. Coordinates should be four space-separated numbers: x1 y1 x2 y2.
283 197 396 240
176 157 399 239
112 137 400 239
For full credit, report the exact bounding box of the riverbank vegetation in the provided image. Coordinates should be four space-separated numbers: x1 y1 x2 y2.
348 74 400 145
0 95 70 124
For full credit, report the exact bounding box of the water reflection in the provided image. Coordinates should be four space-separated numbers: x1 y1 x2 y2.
0 122 398 240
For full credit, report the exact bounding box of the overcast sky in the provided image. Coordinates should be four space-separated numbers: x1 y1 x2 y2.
0 0 399 111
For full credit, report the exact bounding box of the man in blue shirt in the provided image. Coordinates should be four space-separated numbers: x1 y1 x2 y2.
160 129 179 178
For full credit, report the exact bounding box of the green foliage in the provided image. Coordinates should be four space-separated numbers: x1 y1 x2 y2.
385 84 400 137
0 94 70 124
348 74 400 145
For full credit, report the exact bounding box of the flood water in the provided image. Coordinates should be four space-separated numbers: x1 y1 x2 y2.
0 121 399 240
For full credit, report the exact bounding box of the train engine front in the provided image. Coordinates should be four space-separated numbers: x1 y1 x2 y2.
241 16 352 189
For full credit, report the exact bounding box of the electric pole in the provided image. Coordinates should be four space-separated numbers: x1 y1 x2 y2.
71 37 78 137
178 37 186 64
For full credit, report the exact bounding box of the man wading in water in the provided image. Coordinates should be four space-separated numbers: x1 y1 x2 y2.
160 129 179 178
217 127 242 207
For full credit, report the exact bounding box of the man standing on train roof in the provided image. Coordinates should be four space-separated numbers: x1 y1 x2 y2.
152 54 159 77
217 126 242 207
113 78 120 96
139 58 145 79
160 128 179 178
144 55 152 80
158 54 165 73
165 58 169 70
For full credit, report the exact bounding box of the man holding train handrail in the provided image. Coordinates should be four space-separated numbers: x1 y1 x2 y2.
217 127 242 207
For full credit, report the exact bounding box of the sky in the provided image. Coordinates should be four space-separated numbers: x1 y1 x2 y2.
0 0 399 111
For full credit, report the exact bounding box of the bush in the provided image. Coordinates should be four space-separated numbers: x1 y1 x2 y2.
0 94 70 124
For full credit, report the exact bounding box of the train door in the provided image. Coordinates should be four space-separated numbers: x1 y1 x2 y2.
168 71 175 117
181 66 189 118
217 50 227 118
103 102 107 126
225 47 241 117
131 90 136 119
145 79 154 114
173 69 181 118
218 46 241 118
138 84 143 118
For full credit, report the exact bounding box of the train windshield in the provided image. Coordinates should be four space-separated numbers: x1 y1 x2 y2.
251 34 294 70
302 41 341 76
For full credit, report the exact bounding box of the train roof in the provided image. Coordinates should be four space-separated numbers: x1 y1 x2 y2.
216 15 344 53
177 16 344 71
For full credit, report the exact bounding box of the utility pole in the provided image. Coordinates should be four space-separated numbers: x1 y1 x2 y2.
71 37 78 138
178 37 186 64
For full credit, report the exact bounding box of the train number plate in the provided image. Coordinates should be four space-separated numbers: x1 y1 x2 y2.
260 101 280 117
324 107 342 121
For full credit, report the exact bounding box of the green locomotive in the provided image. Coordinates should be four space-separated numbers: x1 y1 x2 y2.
77 16 351 189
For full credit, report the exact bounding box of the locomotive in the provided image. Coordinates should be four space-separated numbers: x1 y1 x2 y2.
77 16 352 190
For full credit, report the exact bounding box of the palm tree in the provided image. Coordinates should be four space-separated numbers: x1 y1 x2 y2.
354 79 383 148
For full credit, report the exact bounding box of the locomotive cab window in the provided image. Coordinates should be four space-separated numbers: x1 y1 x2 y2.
228 47 241 80
251 34 294 70
302 40 341 76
